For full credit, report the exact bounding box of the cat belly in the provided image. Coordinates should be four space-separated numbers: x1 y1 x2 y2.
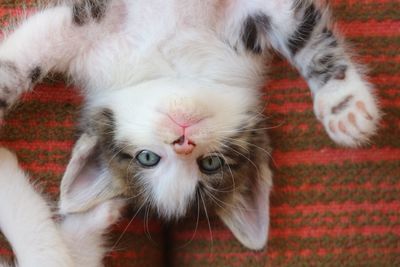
78 0 265 95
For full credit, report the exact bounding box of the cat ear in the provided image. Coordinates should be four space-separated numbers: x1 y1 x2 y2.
59 133 123 214
217 162 272 250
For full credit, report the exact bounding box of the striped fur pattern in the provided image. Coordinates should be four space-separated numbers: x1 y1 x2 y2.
0 0 383 262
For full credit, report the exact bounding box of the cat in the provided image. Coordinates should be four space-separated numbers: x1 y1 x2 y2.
0 147 125 267
0 0 380 250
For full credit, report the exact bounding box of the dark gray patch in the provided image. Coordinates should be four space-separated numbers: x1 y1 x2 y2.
88 0 106 22
309 54 335 76
241 14 270 54
320 65 347 84
333 65 347 80
288 3 321 55
322 28 338 48
0 99 8 109
94 108 117 151
81 107 117 154
72 0 107 26
29 66 42 83
3 87 11 95
319 54 334 66
85 108 149 209
308 49 348 85
222 119 270 167
72 2 89 26
197 117 271 216
332 95 353 114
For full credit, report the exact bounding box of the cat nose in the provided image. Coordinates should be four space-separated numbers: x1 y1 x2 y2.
172 135 196 155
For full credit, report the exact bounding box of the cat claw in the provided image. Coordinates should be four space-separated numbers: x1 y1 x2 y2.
314 76 380 147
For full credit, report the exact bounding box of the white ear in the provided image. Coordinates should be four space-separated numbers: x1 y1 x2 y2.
59 134 124 214
217 163 272 250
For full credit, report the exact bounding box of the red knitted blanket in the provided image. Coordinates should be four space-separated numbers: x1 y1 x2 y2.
0 1 399 266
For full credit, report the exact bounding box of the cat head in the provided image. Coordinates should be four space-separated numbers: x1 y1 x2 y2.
59 78 272 250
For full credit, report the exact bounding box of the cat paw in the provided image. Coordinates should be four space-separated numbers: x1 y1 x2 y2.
0 61 25 121
81 199 126 231
314 74 380 146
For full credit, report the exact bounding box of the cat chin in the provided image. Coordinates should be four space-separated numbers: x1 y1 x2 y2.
147 161 199 220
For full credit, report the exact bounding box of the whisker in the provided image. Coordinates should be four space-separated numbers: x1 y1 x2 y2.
107 143 132 166
207 144 237 193
110 195 149 251
123 189 146 201
199 190 213 253
216 121 285 134
201 186 230 214
218 141 258 172
203 184 258 212
175 190 201 249
217 142 263 190
144 205 157 245
221 138 251 154
224 137 276 166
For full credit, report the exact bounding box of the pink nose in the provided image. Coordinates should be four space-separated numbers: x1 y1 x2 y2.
172 135 196 155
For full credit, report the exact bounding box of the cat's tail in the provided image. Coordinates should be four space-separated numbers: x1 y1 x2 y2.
0 148 73 267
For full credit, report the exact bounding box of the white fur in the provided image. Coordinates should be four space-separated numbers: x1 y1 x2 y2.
0 148 73 267
60 199 125 267
0 148 124 267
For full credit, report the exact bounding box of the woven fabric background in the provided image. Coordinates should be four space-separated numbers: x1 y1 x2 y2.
0 0 399 266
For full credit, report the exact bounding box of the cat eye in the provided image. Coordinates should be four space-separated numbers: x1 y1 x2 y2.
198 155 225 174
136 150 161 167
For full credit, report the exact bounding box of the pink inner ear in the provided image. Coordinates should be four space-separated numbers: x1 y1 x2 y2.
254 185 269 230
67 161 100 195
244 182 269 234
218 173 271 250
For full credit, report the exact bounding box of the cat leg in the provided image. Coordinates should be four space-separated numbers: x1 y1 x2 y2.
219 0 380 146
0 148 73 267
0 1 111 120
60 199 126 267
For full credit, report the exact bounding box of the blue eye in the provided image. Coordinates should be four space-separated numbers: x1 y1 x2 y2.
136 150 161 167
198 155 225 174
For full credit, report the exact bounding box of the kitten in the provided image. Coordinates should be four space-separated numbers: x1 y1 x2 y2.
0 0 380 250
0 148 124 267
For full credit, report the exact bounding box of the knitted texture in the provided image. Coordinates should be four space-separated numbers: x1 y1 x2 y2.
0 1 399 266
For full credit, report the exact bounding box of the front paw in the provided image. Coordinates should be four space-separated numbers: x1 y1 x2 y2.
314 72 380 146
89 199 126 231
0 61 25 120
66 198 127 232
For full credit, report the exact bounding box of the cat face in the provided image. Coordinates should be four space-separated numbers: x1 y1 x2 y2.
59 78 272 249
